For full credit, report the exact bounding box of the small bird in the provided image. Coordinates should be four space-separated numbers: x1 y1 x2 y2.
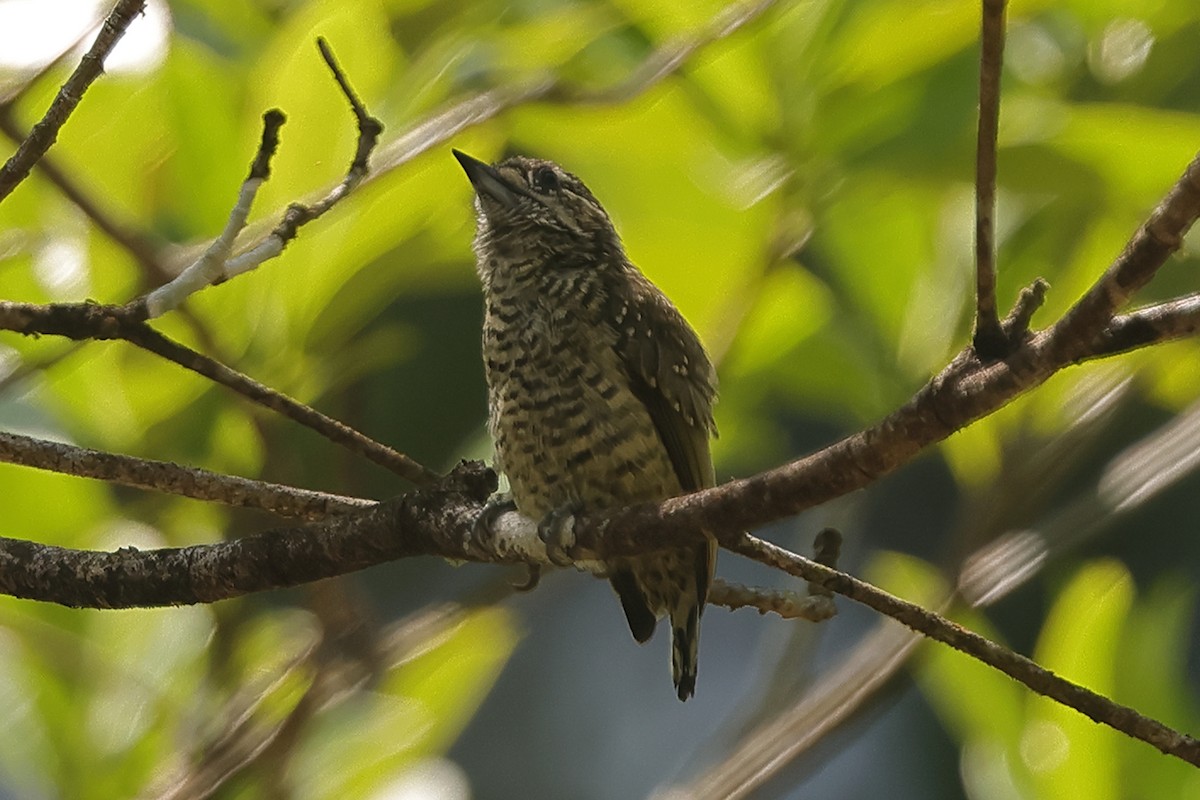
453 149 719 700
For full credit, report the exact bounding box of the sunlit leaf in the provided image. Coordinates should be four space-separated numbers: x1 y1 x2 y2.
1025 560 1133 800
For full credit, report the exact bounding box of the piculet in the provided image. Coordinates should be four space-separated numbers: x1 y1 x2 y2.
454 149 718 701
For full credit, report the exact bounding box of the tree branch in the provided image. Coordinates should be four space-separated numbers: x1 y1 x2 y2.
134 40 383 320
0 300 440 486
1081 293 1200 361
0 430 369 519
0 461 493 609
0 0 146 203
319 0 783 196
972 0 1008 356
1037 151 1200 365
725 532 1200 766
708 578 835 621
568 146 1200 556
2 458 1195 767
0 0 1196 774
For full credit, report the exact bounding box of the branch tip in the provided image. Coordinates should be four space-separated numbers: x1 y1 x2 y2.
249 109 287 180
1002 277 1049 339
315 37 384 156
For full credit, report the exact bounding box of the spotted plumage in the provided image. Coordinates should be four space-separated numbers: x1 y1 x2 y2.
454 149 718 700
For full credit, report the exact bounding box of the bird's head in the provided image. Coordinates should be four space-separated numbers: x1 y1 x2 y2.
453 150 623 269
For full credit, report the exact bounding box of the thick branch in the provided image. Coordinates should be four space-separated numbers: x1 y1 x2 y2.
2 460 1194 768
1038 151 1200 364
0 0 146 203
0 462 494 609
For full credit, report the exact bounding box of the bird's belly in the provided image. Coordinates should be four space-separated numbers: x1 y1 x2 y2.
489 356 681 521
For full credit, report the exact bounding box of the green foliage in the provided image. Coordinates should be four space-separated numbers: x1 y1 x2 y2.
1 0 1198 795
873 555 1200 799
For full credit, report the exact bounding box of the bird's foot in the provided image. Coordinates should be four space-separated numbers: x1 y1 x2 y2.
471 493 516 550
538 503 581 567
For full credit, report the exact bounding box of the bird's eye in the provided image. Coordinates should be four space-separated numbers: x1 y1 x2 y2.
531 165 560 193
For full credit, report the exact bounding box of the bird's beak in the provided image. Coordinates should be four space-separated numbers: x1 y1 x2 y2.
453 149 522 208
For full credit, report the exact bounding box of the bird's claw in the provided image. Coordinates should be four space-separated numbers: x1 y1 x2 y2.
538 504 580 567
472 494 516 549
511 564 542 592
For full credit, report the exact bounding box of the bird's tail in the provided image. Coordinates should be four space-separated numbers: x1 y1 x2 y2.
670 601 701 701
671 537 714 701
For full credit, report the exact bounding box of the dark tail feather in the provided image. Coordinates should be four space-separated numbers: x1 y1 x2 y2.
610 569 657 644
673 540 712 700
671 603 700 701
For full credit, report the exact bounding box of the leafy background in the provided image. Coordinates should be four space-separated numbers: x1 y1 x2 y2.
1 0 1198 797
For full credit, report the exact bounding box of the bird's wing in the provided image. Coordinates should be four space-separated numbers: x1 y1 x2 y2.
610 270 717 494
606 269 719 640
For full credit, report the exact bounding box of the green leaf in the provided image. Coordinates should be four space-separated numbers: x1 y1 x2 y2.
295 606 520 800
1026 560 1134 800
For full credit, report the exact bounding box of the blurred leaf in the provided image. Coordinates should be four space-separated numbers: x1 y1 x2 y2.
1118 576 1200 798
295 606 520 800
868 553 1027 775
1026 561 1133 800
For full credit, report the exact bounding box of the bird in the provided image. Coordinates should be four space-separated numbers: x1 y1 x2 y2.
453 148 719 700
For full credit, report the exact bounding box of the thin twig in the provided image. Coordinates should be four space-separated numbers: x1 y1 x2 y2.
0 108 237 367
972 0 1008 356
1081 293 1200 361
0 430 370 519
0 0 147 203
726 532 1200 766
120 323 441 485
315 37 383 176
0 300 440 486
708 578 835 621
137 40 384 320
138 110 288 319
336 0 783 192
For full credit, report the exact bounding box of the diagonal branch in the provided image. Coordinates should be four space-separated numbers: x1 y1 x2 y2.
1038 151 1200 365
0 0 147 203
120 323 440 485
312 0 783 198
574 151 1200 555
725 532 1200 766
0 300 440 486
